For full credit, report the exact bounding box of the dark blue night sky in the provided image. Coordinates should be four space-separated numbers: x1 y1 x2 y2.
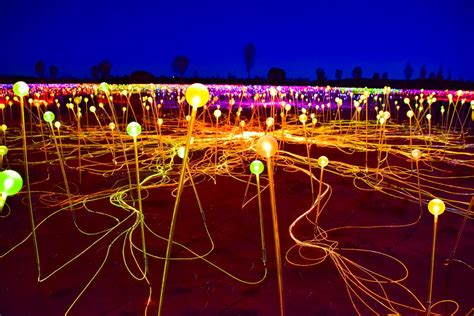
2 0 473 81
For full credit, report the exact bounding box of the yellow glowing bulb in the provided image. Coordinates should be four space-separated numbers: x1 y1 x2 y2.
284 104 291 112
404 98 410 105
299 114 308 124
185 83 210 108
428 198 445 216
54 121 61 129
426 114 432 120
109 122 116 130
256 135 278 158
266 117 274 127
214 109 222 119
157 118 163 126
318 156 329 168
0 146 8 156
407 110 414 118
90 106 96 113
240 120 245 128
1 125 6 132
411 149 421 160
270 87 277 97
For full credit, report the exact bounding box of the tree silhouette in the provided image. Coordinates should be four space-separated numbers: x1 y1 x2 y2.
130 70 155 83
352 66 362 80
267 67 286 84
315 68 326 82
372 72 380 80
91 65 99 81
35 60 45 79
404 62 413 80
420 65 427 80
49 65 58 80
436 67 443 81
243 43 256 80
381 72 388 80
171 55 189 77
98 60 111 81
335 69 343 80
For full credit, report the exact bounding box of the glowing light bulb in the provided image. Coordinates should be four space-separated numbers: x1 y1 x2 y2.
43 111 55 123
312 118 317 125
379 117 385 124
185 83 210 108
0 170 23 196
177 146 185 159
256 135 278 158
426 114 432 120
411 149 421 160
90 106 96 113
54 121 61 129
383 111 390 120
1 125 6 132
318 156 329 168
127 122 142 137
13 81 29 97
284 104 291 112
99 82 110 92
270 87 277 97
428 198 445 216
240 120 245 128
0 146 8 156
404 98 410 105
157 118 163 126
214 109 222 119
407 110 414 118
250 160 264 175
109 122 116 130
299 113 308 124
266 117 274 127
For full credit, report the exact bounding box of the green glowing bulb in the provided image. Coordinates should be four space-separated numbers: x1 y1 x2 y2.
0 145 7 156
126 122 142 137
0 170 23 196
99 82 110 92
13 81 29 97
43 111 55 123
250 160 264 175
